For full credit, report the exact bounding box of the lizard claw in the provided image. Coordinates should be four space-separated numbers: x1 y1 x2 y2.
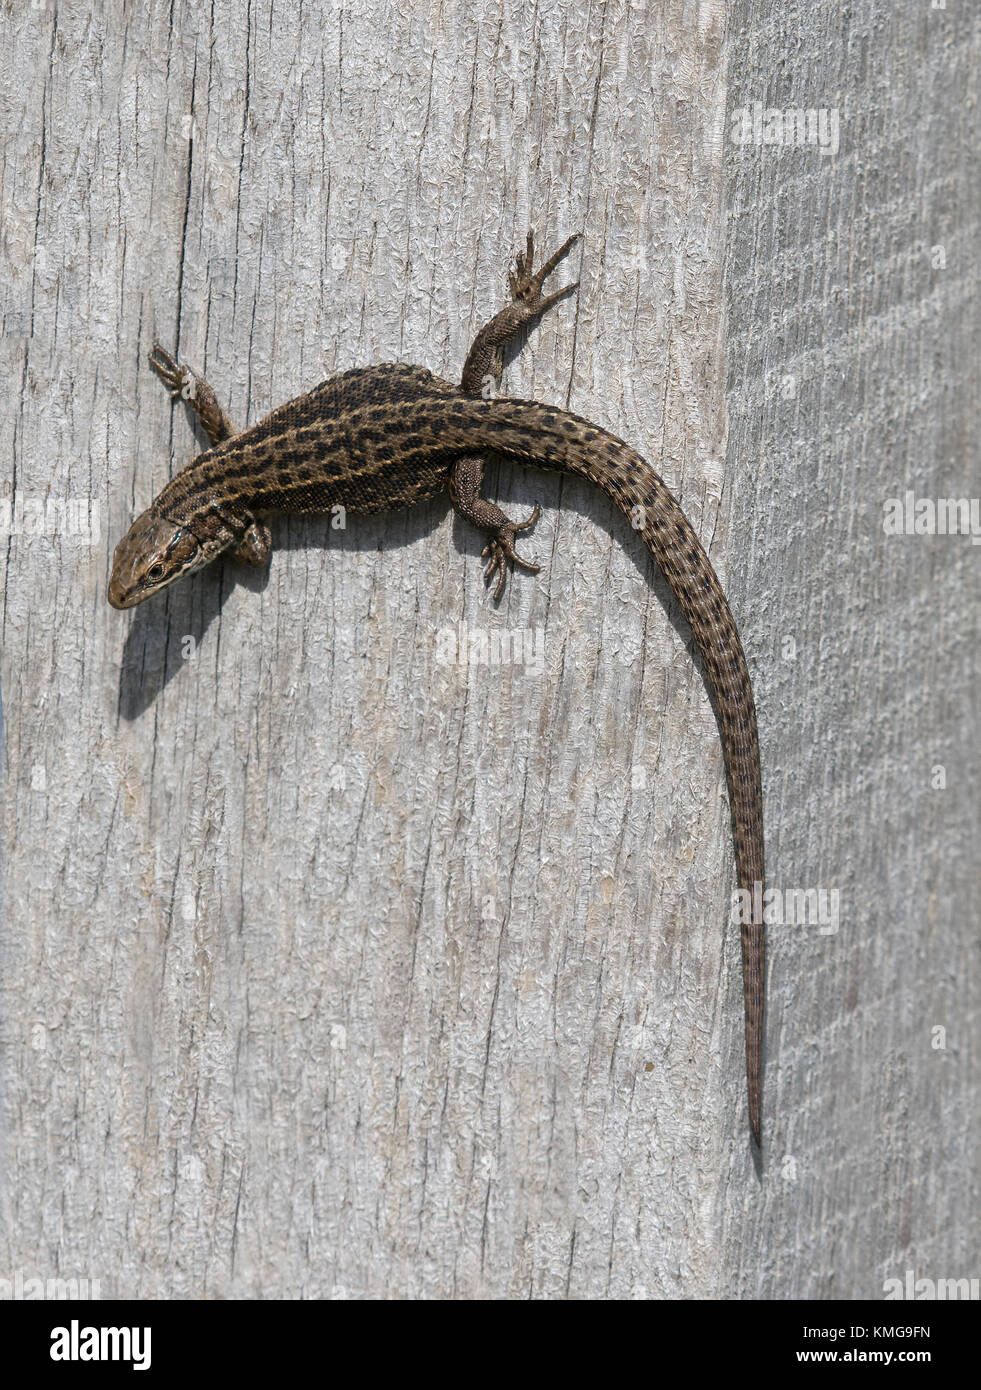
508 232 581 319
480 504 542 601
149 345 197 402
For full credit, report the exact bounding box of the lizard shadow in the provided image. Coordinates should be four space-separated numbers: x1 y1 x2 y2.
119 328 736 735
115 498 450 720
471 456 764 1165
118 314 564 719
469 455 733 696
117 458 732 725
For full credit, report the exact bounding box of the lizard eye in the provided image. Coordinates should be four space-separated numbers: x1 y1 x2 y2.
145 562 166 583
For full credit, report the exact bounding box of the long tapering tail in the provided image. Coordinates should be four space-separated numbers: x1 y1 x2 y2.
565 420 765 1146
443 397 766 1142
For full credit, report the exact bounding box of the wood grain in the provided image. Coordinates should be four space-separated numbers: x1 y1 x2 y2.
722 0 980 1299
0 0 975 1299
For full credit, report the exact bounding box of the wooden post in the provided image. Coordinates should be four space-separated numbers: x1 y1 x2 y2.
1 1 976 1298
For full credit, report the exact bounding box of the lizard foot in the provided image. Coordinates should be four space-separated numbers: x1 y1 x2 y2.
232 521 272 567
149 345 196 401
509 230 581 319
149 345 235 446
481 505 542 601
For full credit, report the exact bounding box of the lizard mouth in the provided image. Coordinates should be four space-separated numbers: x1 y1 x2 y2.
107 582 136 609
107 574 145 609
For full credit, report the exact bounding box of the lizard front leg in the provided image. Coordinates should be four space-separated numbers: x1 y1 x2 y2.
149 345 237 447
451 231 580 600
149 346 271 567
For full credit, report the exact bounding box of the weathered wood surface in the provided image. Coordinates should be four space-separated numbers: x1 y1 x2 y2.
723 0 980 1297
0 0 976 1299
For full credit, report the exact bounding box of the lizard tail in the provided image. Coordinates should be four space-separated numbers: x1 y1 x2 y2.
454 399 766 1144
563 424 765 1148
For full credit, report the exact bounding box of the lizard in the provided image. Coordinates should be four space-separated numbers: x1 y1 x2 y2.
108 233 766 1147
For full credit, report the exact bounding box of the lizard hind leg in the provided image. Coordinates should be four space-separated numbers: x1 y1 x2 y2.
453 230 580 599
461 230 581 396
449 456 541 601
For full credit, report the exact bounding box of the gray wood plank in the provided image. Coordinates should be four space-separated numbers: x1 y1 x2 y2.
722 0 980 1299
1 0 975 1300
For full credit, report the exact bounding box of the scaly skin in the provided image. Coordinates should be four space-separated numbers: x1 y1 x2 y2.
109 234 765 1146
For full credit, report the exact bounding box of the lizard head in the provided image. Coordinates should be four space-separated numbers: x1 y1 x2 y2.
107 510 208 608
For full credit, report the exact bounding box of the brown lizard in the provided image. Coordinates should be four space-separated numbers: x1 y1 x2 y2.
109 233 766 1146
